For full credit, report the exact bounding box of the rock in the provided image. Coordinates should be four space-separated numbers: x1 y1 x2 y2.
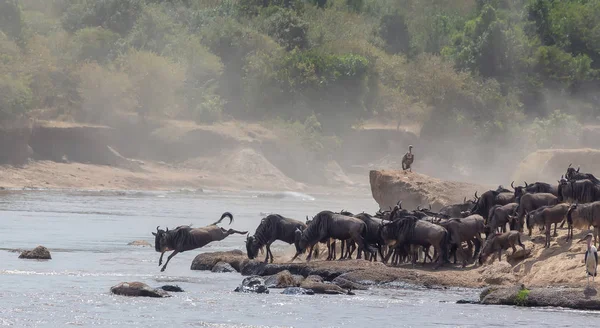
332 276 369 290
234 276 269 294
300 280 353 295
110 282 170 298
369 169 489 211
127 240 152 247
160 285 184 292
304 275 324 283
481 285 600 310
507 248 531 262
264 270 304 288
190 250 246 272
456 299 480 304
211 262 236 273
19 246 51 260
281 287 315 295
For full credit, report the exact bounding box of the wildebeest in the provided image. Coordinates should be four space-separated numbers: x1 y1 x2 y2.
438 197 476 219
478 231 525 264
558 178 600 204
293 211 376 262
512 181 558 201
525 203 570 248
379 216 450 268
566 201 600 245
153 212 247 271
246 214 307 263
471 190 515 222
566 164 600 184
438 215 485 267
487 203 519 233
515 192 559 232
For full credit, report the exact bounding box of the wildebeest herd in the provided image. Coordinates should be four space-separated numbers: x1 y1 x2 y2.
153 164 600 272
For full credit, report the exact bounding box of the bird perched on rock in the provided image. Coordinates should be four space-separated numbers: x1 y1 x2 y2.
579 232 598 287
402 145 414 172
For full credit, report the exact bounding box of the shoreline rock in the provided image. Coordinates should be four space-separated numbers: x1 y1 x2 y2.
110 282 170 298
19 246 51 260
479 285 600 310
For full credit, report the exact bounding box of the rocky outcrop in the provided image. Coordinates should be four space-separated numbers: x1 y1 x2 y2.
369 170 490 210
480 285 600 310
110 282 171 298
19 246 51 260
190 250 247 271
127 240 152 247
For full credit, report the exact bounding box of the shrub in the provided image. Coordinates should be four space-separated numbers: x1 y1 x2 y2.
70 27 119 63
528 109 582 150
0 0 24 41
61 0 143 35
259 8 309 51
0 75 33 121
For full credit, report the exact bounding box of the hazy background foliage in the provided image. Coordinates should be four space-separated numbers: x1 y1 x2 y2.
1 0 599 168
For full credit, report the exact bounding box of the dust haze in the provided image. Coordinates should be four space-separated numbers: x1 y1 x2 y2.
1 0 599 193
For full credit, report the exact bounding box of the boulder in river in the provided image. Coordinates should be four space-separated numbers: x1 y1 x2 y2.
480 285 600 310
282 287 315 295
19 246 51 260
110 282 171 298
160 285 184 292
190 250 246 272
264 270 304 288
211 261 236 273
300 279 354 295
234 276 269 294
127 240 152 247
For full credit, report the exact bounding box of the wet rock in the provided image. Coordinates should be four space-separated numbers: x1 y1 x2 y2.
300 280 354 295
127 240 152 247
234 276 269 294
264 270 304 288
456 299 480 304
304 275 324 283
281 287 315 295
160 285 184 292
211 261 236 273
481 285 600 310
19 246 51 260
110 282 170 298
190 250 246 272
332 276 368 290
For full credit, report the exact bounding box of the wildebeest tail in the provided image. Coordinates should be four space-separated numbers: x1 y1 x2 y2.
212 212 234 225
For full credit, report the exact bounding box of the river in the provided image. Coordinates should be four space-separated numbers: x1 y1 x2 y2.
0 189 597 327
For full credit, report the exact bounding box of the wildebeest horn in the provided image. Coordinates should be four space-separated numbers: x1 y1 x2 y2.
429 204 432 210
524 181 528 187
511 181 515 189
417 205 422 211
474 191 478 199
464 196 467 203
577 166 580 172
569 163 572 168
156 226 160 232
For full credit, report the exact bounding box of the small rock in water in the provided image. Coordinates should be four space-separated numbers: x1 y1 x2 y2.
211 261 236 273
19 246 51 260
160 285 184 292
264 270 304 288
234 276 269 294
127 240 152 247
111 282 170 298
281 287 315 295
456 299 480 304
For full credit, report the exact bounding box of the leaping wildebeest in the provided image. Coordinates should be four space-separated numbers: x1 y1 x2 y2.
153 212 247 272
292 211 377 262
246 214 307 263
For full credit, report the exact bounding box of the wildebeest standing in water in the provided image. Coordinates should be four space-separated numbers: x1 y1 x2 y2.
292 211 377 262
246 214 307 263
153 212 247 271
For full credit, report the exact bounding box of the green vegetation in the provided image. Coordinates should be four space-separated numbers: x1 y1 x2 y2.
514 288 530 306
1 0 599 151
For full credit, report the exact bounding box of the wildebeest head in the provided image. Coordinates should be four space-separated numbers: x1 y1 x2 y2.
511 181 526 200
565 164 579 180
293 228 306 253
245 234 260 259
478 233 499 264
152 226 169 252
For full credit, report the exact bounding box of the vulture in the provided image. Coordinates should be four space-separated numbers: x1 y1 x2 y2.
402 145 414 172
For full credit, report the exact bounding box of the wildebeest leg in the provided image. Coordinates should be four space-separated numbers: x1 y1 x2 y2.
339 240 346 260
553 223 558 237
451 244 457 264
306 244 316 262
545 224 551 248
158 251 166 266
160 250 179 272
496 250 502 263
265 243 273 263
473 237 483 259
